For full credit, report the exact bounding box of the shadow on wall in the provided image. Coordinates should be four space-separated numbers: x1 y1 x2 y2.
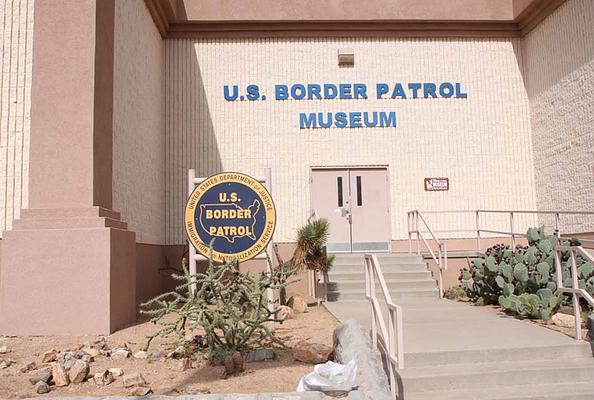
514 0 594 98
165 39 223 246
145 39 224 300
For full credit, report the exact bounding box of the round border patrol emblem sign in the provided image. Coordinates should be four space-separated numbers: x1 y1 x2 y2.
185 172 276 262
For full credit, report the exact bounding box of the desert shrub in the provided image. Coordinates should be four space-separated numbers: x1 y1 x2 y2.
444 286 466 300
141 255 289 363
291 218 335 273
459 227 593 320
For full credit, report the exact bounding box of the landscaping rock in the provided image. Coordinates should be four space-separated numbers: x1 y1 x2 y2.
108 367 124 376
0 345 8 354
293 341 332 364
167 346 186 359
81 347 100 358
68 360 89 383
34 381 51 394
246 348 276 363
0 359 15 369
28 367 52 385
277 305 295 321
80 354 93 363
232 352 244 372
333 320 391 400
122 372 146 387
42 349 59 363
20 361 37 373
111 348 131 360
552 313 575 328
93 370 115 386
288 296 308 313
587 314 594 340
57 352 77 371
129 385 152 396
51 363 70 387
133 350 148 359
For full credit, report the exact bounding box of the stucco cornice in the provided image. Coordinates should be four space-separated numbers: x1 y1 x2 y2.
145 0 567 39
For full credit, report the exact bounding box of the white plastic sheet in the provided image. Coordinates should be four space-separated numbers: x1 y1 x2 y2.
296 360 357 393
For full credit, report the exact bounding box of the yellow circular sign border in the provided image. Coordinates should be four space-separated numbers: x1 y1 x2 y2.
184 172 277 263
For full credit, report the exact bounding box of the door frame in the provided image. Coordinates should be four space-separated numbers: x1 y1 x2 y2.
308 165 392 253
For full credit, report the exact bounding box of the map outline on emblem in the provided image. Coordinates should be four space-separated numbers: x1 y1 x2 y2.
184 172 276 263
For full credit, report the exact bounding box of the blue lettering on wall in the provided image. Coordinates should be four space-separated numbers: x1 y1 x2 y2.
227 81 468 128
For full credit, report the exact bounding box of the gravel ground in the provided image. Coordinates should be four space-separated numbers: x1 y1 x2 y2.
0 305 339 398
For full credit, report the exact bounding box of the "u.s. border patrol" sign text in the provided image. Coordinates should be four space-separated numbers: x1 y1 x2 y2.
185 172 276 262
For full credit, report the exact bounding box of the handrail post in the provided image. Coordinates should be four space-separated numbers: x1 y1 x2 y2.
510 212 515 249
407 212 412 254
415 211 420 255
475 211 481 253
570 251 583 340
438 245 443 298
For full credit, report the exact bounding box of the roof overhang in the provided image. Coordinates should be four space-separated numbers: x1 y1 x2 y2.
145 0 567 39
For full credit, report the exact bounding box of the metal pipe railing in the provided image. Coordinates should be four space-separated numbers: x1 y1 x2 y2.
408 209 594 256
364 254 404 400
554 245 594 340
407 210 448 298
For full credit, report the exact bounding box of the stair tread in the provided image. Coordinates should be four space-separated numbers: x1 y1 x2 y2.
400 356 594 379
405 381 594 400
329 278 435 283
327 288 438 294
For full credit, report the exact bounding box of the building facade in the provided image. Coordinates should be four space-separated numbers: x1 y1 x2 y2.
0 0 592 334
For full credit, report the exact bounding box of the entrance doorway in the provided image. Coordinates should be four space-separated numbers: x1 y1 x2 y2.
310 167 391 253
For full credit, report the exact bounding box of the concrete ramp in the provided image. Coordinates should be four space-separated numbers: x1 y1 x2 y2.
325 273 594 399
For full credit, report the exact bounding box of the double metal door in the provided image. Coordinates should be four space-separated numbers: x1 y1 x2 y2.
310 167 390 253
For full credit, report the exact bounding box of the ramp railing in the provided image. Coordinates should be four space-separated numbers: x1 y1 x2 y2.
407 210 448 298
364 254 404 399
553 245 594 340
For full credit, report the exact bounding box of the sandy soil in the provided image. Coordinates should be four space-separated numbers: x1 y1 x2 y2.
0 305 339 398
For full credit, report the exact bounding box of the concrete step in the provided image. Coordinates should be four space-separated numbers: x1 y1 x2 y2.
404 343 594 368
399 357 594 392
331 254 423 265
405 381 594 400
327 288 439 301
328 279 437 291
327 270 433 281
328 263 428 273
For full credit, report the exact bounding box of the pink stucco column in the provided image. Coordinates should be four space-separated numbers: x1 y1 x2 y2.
0 0 137 335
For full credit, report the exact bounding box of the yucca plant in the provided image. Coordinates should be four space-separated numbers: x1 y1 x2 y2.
291 218 335 273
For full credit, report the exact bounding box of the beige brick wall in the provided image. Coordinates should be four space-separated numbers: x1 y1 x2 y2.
521 0 594 234
113 0 165 244
165 37 538 244
0 0 33 235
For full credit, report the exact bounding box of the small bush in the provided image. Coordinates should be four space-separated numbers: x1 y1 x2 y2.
444 286 466 300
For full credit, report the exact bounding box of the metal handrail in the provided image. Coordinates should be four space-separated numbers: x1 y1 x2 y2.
407 210 448 298
554 245 594 340
407 209 594 256
364 254 404 400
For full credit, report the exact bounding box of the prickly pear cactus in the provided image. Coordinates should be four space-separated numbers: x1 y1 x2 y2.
459 227 593 320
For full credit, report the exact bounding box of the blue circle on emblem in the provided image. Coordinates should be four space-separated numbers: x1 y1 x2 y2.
194 182 267 255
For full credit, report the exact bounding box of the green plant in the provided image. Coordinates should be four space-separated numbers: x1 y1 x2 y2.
444 286 466 300
292 218 335 273
459 227 593 320
141 254 289 364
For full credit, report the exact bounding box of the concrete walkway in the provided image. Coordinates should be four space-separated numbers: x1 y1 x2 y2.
325 298 579 354
325 298 594 399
